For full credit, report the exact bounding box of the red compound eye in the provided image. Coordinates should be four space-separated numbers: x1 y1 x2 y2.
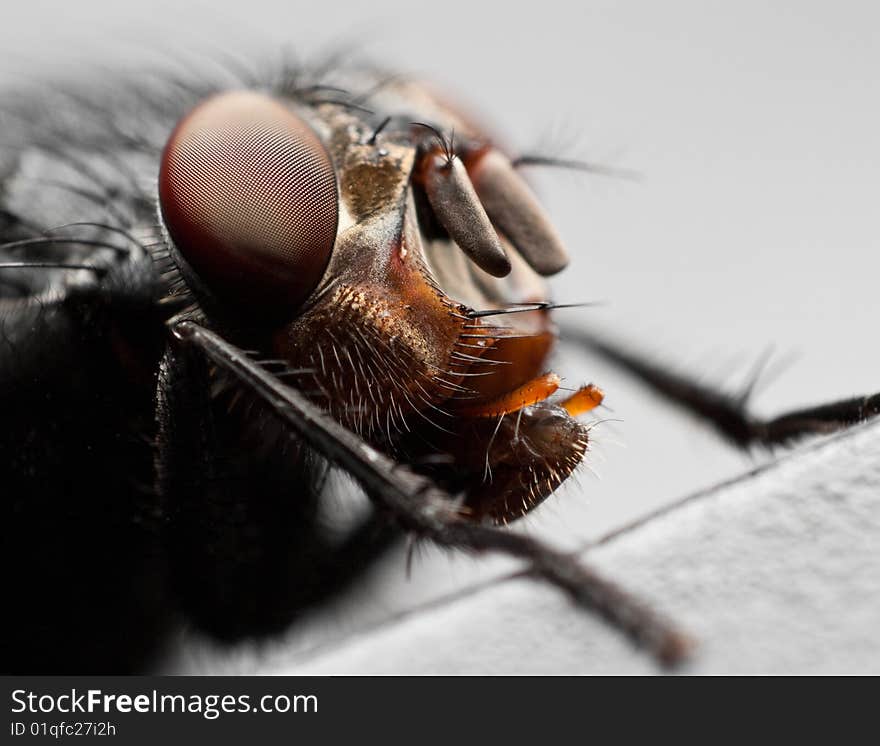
159 91 338 316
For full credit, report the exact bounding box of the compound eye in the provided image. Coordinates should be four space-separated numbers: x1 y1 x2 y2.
159 91 338 316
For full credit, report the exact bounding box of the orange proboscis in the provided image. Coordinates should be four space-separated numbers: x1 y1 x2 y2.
457 372 561 418
560 384 605 417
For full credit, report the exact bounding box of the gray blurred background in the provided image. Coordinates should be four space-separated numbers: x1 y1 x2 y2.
3 1 877 671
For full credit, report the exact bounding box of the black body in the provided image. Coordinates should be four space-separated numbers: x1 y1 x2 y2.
2 257 168 671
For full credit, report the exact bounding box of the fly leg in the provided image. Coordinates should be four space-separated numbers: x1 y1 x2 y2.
171 319 694 667
154 333 399 641
561 325 880 448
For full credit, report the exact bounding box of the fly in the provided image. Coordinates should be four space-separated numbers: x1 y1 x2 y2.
2 56 878 674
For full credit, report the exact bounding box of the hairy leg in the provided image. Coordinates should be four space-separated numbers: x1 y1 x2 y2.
561 325 880 449
154 336 399 640
172 320 693 666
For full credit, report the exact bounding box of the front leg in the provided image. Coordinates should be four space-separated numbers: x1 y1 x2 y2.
171 320 693 667
154 331 398 641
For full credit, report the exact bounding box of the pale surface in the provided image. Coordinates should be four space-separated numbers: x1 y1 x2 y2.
171 419 880 675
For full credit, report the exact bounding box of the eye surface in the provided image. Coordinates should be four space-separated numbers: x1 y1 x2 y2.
159 90 338 315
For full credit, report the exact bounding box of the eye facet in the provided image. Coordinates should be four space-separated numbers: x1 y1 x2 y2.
159 91 338 316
